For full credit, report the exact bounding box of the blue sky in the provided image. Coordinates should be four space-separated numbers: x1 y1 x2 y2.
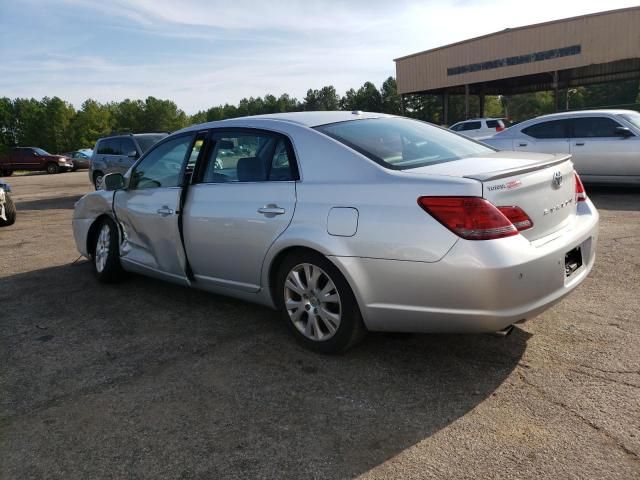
0 0 638 113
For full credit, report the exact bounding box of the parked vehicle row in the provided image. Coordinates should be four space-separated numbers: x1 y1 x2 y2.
73 111 598 353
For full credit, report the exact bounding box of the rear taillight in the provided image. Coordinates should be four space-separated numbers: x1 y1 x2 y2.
495 126 505 132
497 206 533 231
418 197 518 240
574 172 587 202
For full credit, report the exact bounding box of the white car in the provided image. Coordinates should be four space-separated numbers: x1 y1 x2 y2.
449 118 510 139
484 110 640 184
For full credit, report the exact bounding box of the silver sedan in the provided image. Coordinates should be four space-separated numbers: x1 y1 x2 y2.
73 111 599 352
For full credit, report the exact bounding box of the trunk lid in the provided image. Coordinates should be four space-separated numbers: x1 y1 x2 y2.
404 151 576 241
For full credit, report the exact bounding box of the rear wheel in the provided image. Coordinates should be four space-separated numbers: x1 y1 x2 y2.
276 251 365 353
0 193 16 227
92 217 124 283
1 169 13 177
46 163 59 174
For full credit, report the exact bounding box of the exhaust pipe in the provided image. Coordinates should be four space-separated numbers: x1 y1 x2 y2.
491 325 515 337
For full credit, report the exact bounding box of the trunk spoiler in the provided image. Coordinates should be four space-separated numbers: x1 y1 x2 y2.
464 154 572 182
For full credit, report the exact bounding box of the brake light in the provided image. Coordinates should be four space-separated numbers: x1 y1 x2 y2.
495 126 505 132
574 172 587 202
497 206 533 231
418 197 518 240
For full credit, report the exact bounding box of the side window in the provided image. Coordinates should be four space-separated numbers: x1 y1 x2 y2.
119 138 137 156
463 121 481 131
130 135 194 190
522 120 568 139
97 138 119 155
203 132 292 183
187 138 204 170
571 117 623 138
450 123 463 131
269 140 293 180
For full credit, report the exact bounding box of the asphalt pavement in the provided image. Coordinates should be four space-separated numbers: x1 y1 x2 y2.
1 171 638 479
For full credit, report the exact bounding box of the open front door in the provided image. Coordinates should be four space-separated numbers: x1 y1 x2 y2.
113 132 202 284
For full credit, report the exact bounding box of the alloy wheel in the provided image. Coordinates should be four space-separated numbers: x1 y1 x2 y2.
284 263 342 341
95 224 111 273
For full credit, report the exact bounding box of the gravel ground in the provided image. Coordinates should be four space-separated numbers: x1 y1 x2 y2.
0 171 638 479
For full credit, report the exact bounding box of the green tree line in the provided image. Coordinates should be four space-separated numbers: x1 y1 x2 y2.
1 77 638 154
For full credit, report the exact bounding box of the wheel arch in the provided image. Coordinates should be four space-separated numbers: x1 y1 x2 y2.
264 243 367 319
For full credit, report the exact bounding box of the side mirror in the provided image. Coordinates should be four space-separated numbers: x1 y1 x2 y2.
103 173 125 191
615 126 634 138
127 150 139 158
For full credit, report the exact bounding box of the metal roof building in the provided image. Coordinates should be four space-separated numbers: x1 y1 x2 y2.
394 7 640 123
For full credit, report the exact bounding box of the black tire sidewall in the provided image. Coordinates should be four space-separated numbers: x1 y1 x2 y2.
276 251 365 353
93 217 124 283
47 163 59 174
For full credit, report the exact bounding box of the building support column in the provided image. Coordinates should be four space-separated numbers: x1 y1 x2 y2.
552 70 559 112
464 84 470 119
400 94 406 115
479 90 486 118
442 90 449 125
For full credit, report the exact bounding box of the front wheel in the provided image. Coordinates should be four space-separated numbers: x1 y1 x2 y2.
46 163 59 174
276 251 365 353
92 217 124 283
0 192 16 227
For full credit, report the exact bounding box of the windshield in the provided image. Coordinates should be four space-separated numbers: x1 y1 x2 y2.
620 112 640 130
315 117 495 170
33 148 51 156
135 134 168 153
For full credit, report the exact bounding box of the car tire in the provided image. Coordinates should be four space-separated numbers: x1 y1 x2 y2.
0 193 16 227
1 169 13 177
93 171 104 190
92 217 125 283
46 163 59 174
276 250 366 353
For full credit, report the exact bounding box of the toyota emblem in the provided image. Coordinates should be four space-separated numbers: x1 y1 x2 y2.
552 171 563 188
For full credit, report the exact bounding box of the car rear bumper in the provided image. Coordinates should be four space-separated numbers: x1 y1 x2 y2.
331 199 599 333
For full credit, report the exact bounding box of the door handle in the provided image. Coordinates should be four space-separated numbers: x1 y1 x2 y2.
575 142 585 146
518 143 528 147
156 206 174 216
258 205 285 216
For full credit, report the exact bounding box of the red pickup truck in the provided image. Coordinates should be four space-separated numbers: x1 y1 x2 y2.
0 147 74 176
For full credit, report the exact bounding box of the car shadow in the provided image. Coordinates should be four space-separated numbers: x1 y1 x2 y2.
1 262 529 479
15 194 83 211
586 184 640 211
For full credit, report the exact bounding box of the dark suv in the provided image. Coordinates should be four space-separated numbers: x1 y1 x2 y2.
89 133 168 189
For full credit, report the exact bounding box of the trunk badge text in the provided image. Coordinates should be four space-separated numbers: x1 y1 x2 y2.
544 197 573 215
552 171 563 188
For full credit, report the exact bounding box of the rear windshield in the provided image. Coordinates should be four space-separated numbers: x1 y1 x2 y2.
33 148 51 156
135 134 168 153
315 117 494 170
486 120 505 128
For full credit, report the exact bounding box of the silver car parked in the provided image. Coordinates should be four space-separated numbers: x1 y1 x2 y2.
484 109 640 184
73 111 599 352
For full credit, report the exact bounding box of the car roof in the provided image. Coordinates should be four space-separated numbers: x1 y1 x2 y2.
527 109 636 121
179 111 395 133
